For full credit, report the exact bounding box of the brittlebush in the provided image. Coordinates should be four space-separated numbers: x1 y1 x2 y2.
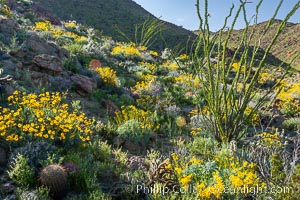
0 91 94 143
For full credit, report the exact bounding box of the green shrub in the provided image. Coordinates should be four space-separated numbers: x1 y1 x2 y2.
116 119 153 143
9 142 59 174
8 153 36 188
87 138 112 162
15 186 51 200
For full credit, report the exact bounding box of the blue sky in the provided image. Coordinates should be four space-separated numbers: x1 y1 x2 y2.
132 0 300 31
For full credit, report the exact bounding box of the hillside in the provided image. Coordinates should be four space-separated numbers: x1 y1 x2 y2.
229 20 300 68
29 0 196 50
1 0 300 199
194 19 300 68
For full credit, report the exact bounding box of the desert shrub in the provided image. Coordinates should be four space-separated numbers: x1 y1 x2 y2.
114 105 158 130
87 138 112 162
245 129 300 199
162 146 263 199
279 100 299 117
95 67 119 86
116 119 153 143
15 186 51 200
0 91 94 144
0 1 12 17
63 56 82 73
189 0 300 143
9 142 59 174
7 153 36 188
282 118 300 131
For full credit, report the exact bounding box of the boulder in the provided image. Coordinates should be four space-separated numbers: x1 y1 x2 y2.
25 33 58 55
31 3 62 25
50 73 73 91
0 147 7 166
70 74 97 94
33 54 63 73
4 85 14 96
101 99 120 117
0 17 18 44
58 48 70 59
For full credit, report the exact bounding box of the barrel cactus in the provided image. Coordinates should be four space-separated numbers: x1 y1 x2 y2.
39 164 68 199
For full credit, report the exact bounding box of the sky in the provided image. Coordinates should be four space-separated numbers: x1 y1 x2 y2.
132 0 300 31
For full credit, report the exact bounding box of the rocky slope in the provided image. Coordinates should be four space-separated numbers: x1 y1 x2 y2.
30 0 196 50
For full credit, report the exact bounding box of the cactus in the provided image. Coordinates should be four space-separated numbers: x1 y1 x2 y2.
39 164 68 200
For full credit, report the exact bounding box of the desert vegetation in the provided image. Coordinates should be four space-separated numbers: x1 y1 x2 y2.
0 0 299 199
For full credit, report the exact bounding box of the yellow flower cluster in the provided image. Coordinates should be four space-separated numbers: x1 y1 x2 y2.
244 105 260 125
236 82 250 92
131 79 154 94
277 82 300 104
231 62 246 72
0 4 11 17
197 172 225 199
0 91 94 142
33 21 87 42
111 44 141 57
258 72 274 84
162 62 179 71
274 81 300 115
189 108 200 117
255 131 282 146
114 105 158 130
174 73 200 88
138 46 147 51
138 62 157 73
167 152 261 199
34 21 52 32
141 74 157 81
64 21 77 28
95 67 118 86
190 127 202 136
229 160 259 188
149 50 158 56
178 54 189 60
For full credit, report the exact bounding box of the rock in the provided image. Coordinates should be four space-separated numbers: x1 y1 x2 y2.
101 99 120 117
30 71 46 79
113 136 125 146
124 140 137 153
50 74 73 91
9 49 26 58
25 32 58 55
33 54 63 73
0 182 16 194
58 47 70 59
1 53 12 60
4 85 14 96
70 74 97 94
31 3 62 25
2 60 16 72
16 62 23 69
0 17 18 44
270 114 286 127
0 147 7 166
